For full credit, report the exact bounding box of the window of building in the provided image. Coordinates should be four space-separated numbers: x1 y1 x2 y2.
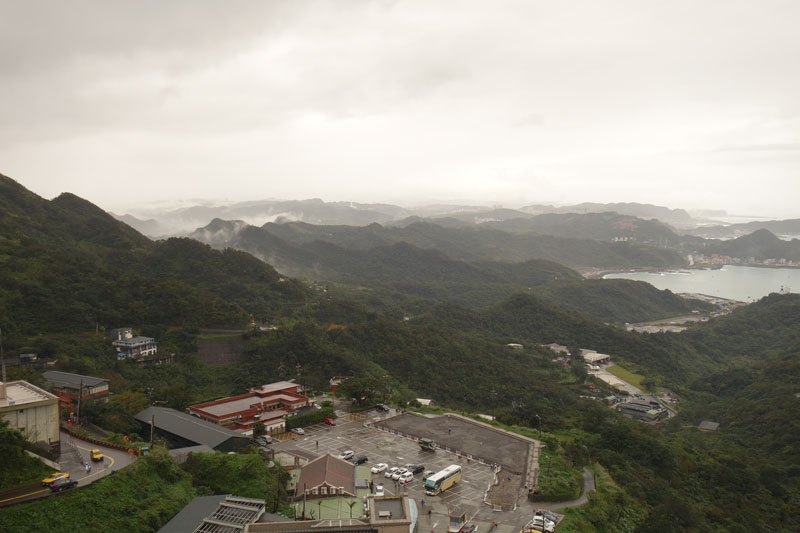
321 486 327 495
312 488 318 495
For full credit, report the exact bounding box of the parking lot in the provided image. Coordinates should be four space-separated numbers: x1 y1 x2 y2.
271 409 537 532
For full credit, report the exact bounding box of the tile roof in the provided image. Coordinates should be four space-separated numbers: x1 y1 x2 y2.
296 454 355 497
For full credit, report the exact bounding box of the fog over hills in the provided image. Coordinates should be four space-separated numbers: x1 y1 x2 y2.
115 198 720 238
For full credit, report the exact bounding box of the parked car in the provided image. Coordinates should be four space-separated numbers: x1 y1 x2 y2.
371 462 388 474
398 471 413 484
375 484 385 497
391 468 408 480
90 449 104 462
42 472 70 486
255 435 273 445
459 526 476 533
384 466 400 478
376 404 390 412
324 417 336 426
351 455 368 465
422 470 436 480
290 428 305 435
50 478 79 492
338 450 354 460
407 464 424 475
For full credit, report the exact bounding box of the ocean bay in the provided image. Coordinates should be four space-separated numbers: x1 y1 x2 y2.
603 265 799 302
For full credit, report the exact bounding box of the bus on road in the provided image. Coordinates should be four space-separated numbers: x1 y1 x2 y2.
424 464 462 496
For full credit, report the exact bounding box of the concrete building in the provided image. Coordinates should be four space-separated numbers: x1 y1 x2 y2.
188 381 311 436
42 370 110 417
580 350 612 365
0 380 60 453
699 421 720 431
110 327 158 360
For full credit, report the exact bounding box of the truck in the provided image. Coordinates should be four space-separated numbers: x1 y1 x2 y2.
419 438 436 452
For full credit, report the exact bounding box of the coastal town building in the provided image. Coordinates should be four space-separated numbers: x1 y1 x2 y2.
135 406 250 452
188 381 312 435
0 380 60 452
111 327 158 360
42 370 110 417
580 349 612 365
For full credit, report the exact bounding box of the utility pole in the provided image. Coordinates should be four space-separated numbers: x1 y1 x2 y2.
490 388 497 420
77 379 83 424
150 414 155 448
0 328 6 400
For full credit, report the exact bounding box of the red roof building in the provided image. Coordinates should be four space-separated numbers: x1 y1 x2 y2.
189 381 311 435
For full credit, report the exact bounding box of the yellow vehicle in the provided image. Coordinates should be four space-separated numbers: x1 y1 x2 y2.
42 472 70 486
90 449 104 462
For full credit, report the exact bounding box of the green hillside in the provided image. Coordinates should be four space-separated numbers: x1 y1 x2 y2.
0 174 308 344
532 278 715 323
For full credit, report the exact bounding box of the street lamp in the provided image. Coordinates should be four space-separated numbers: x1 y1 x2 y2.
534 414 542 438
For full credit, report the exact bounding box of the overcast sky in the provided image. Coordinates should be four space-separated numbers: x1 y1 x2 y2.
2 0 799 217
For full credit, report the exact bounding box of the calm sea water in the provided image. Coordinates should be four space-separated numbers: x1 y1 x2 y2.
603 265 800 302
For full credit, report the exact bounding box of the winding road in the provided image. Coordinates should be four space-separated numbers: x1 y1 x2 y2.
0 431 137 507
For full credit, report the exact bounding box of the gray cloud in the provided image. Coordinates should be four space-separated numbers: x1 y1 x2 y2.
1 0 800 217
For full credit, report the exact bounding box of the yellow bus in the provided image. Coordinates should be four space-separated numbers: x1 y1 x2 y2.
424 464 462 495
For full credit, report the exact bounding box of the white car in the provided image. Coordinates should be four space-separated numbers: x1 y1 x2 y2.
375 484 385 497
338 450 354 460
290 428 305 435
371 463 388 474
398 471 413 484
391 468 408 480
384 466 399 478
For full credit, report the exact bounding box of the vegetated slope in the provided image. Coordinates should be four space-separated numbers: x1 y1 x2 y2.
532 278 715 324
697 228 800 261
679 292 800 359
409 293 718 383
0 174 308 341
484 212 683 245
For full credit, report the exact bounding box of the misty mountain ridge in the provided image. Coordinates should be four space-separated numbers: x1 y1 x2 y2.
114 197 723 238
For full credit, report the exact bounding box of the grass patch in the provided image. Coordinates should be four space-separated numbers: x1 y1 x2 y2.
605 364 647 391
533 448 582 502
197 333 243 340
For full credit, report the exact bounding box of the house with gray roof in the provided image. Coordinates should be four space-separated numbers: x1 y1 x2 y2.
135 406 249 453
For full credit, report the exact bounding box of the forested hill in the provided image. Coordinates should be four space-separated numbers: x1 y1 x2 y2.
532 278 715 324
192 217 686 272
0 175 308 344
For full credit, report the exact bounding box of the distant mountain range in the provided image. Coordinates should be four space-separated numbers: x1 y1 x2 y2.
189 217 687 278
114 198 705 237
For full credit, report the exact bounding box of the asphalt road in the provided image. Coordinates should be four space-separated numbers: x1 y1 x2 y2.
0 431 137 507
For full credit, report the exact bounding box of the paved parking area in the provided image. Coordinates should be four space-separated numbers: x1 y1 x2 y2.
271 410 537 532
